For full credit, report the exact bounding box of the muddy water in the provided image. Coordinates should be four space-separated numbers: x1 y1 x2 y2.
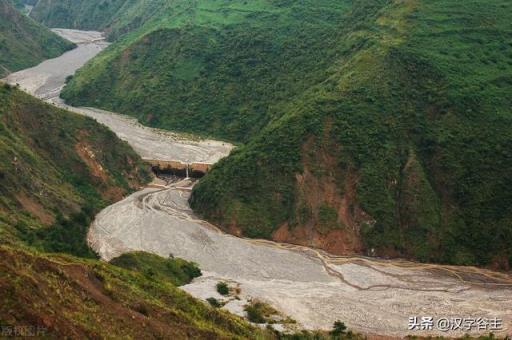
4 29 512 337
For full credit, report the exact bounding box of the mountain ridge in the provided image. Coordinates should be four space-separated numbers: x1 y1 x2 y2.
31 0 512 269
0 0 75 77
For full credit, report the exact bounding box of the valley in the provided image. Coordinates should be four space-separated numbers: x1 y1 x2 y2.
4 28 512 338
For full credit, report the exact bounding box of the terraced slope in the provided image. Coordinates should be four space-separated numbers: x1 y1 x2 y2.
0 0 74 77
50 0 512 268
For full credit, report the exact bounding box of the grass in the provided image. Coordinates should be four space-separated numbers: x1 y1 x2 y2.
110 251 201 286
0 245 270 339
0 0 75 77
36 0 512 268
244 300 279 324
0 86 269 337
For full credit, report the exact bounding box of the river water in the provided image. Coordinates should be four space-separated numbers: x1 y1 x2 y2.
4 29 512 338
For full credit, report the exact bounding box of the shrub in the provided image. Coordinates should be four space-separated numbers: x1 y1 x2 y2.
245 304 266 324
206 297 222 308
216 282 229 295
330 320 347 337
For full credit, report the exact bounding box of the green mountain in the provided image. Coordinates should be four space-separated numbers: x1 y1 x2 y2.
29 0 168 40
0 85 271 338
0 245 271 339
0 84 151 255
190 0 512 268
40 0 512 268
0 0 74 77
56 0 350 141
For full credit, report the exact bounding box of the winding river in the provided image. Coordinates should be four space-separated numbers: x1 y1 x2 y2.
4 29 512 338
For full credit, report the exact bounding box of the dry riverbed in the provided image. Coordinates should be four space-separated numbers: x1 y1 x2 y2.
89 178 512 337
4 29 512 338
4 29 233 164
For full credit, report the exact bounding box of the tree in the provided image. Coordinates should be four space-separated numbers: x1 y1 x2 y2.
216 282 229 295
330 320 347 338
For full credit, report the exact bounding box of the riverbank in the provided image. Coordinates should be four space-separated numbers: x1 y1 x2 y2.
4 29 512 338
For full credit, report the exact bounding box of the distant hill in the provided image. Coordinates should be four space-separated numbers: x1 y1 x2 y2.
0 84 150 256
59 0 352 142
35 0 512 269
29 0 167 40
0 0 74 77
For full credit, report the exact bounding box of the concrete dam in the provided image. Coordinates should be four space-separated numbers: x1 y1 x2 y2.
145 159 212 178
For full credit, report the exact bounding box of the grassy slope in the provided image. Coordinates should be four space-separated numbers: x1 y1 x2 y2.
30 0 168 40
0 87 269 338
0 85 151 256
49 0 512 268
0 246 268 339
110 251 202 287
60 0 351 141
191 0 512 268
0 0 74 77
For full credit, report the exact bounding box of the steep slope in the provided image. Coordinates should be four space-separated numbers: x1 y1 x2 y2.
0 84 150 255
0 0 74 77
0 87 269 338
0 246 269 339
190 0 512 269
59 0 352 141
29 0 167 40
43 0 512 268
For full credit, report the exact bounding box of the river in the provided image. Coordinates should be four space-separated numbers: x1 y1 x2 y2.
4 29 512 338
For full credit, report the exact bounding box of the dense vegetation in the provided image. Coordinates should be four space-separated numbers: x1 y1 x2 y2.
0 86 270 338
29 0 168 40
189 0 512 268
41 0 512 269
0 0 74 77
0 85 150 253
110 251 202 286
59 0 352 141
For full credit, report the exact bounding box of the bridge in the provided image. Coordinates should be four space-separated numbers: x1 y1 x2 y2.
144 159 212 178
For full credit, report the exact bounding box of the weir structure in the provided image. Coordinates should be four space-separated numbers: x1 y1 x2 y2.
144 159 212 178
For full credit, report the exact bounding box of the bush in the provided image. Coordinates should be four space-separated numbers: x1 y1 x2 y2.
330 320 347 337
216 282 229 296
206 297 222 308
245 304 266 324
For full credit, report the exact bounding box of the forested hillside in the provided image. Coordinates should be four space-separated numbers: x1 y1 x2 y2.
0 0 74 77
190 0 512 269
29 0 168 40
58 0 350 141
0 84 150 255
37 0 512 268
